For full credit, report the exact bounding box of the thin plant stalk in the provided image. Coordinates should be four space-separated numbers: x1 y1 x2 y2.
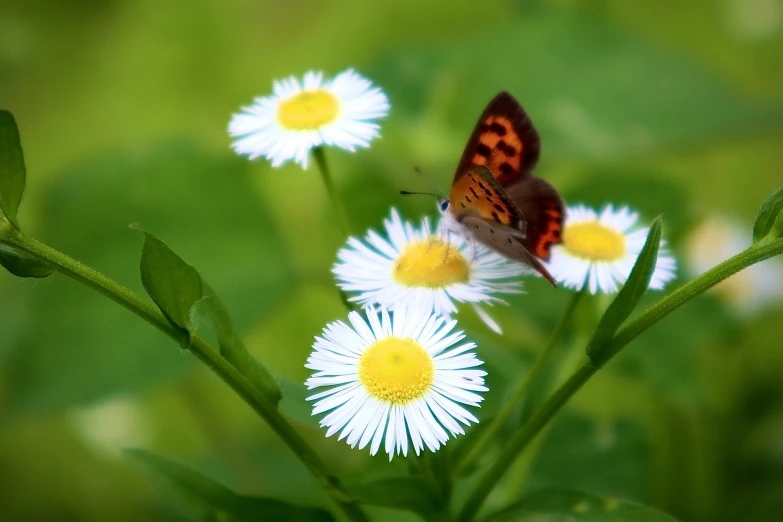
456 290 584 475
0 225 370 522
312 146 351 236
456 237 783 521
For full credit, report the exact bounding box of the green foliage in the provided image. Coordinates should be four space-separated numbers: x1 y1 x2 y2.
371 12 780 165
587 217 662 365
0 249 54 278
135 226 282 404
348 477 443 519
2 2 783 521
134 224 203 346
200 282 282 405
526 413 652 500
125 449 334 522
753 186 783 243
0 146 294 414
0 110 26 230
484 489 678 522
0 111 51 278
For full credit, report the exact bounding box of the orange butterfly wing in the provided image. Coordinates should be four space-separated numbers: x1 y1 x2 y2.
449 165 523 229
451 92 564 265
453 91 540 186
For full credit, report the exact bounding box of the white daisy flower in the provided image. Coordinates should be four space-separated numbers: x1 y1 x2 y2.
333 208 526 334
228 68 390 169
305 304 487 460
544 203 677 294
686 215 783 315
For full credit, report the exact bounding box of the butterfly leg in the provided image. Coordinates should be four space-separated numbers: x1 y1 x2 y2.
442 229 452 261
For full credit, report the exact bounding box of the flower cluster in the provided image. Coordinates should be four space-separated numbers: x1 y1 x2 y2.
229 70 678 458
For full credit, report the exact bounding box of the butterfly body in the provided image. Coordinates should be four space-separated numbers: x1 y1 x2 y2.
440 92 565 285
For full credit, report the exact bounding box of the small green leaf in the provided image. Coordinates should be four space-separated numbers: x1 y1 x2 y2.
484 489 679 522
0 250 54 278
125 449 334 522
752 186 783 244
133 225 203 347
200 283 282 405
348 477 441 519
0 110 27 230
587 217 662 366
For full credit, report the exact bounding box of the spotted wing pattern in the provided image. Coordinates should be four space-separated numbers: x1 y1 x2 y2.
460 215 557 285
454 91 540 186
504 177 564 260
449 165 523 230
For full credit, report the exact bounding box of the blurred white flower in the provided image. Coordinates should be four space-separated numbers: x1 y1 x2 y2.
686 215 783 315
544 204 677 294
305 304 487 460
228 68 389 169
723 0 781 42
70 396 151 459
333 208 525 334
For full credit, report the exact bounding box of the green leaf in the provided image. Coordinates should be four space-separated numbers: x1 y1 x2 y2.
0 250 54 278
0 146 295 414
133 225 203 347
0 110 26 230
484 489 679 522
752 186 783 244
125 449 334 522
348 477 442 519
371 13 781 164
200 282 282 405
587 217 662 366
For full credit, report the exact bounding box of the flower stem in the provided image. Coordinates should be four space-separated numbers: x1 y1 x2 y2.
455 290 583 475
456 238 783 521
0 225 370 522
312 147 351 236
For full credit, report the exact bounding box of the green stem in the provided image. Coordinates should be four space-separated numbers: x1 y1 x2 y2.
0 227 369 522
312 147 351 236
455 290 583 475
606 236 783 363
456 238 783 521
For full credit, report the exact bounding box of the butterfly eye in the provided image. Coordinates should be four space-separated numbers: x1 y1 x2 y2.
439 200 450 212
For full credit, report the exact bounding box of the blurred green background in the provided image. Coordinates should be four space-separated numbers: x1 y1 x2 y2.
1 0 782 520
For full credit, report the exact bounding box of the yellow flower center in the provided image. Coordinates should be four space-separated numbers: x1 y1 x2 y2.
276 89 340 130
359 337 434 404
563 221 626 261
393 239 470 288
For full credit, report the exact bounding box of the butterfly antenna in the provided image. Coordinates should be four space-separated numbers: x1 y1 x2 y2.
413 166 447 197
400 190 440 198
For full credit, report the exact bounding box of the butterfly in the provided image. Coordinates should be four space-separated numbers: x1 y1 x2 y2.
438 92 564 285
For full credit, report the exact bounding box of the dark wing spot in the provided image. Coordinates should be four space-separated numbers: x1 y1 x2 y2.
460 202 466 208
490 229 495 234
507 238 512 244
479 123 490 132
498 162 514 176
489 122 507 136
476 144 491 158
505 144 517 156
493 203 505 212
465 195 472 203
469 187 479 198
478 182 487 190
491 211 500 222
496 139 507 152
